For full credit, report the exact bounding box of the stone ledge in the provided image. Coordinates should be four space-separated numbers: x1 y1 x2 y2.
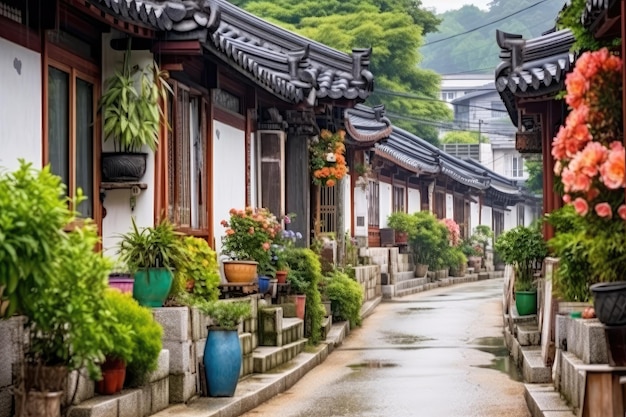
524 384 575 417
522 347 552 384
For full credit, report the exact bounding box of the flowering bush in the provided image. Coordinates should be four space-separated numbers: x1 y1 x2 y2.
440 218 461 247
310 129 348 187
552 48 625 221
220 207 282 273
551 47 626 283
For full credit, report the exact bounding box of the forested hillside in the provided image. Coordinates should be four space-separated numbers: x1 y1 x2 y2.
421 0 567 75
227 0 452 145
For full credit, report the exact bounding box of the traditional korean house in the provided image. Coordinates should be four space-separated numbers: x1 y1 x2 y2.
0 0 374 255
343 104 533 248
494 28 576 238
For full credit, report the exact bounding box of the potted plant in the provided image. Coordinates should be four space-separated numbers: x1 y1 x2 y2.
118 217 188 307
550 48 626 326
386 211 414 245
97 289 136 395
469 225 493 270
325 270 364 328
108 261 134 294
101 289 163 389
99 39 172 182
494 224 548 316
281 248 326 344
191 299 252 397
447 247 468 277
408 211 448 277
309 129 348 188
220 207 282 283
174 236 221 299
0 162 113 416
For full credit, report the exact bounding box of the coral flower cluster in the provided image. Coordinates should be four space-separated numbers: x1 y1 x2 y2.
440 218 461 247
552 48 626 220
310 129 348 187
220 207 282 268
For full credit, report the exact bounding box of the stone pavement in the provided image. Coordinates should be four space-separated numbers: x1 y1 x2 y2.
150 274 490 417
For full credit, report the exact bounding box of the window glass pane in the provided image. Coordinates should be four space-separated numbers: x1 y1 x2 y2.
48 67 69 193
76 77 94 218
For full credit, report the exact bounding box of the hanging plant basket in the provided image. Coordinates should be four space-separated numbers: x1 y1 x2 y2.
590 281 626 326
101 152 147 182
515 131 541 154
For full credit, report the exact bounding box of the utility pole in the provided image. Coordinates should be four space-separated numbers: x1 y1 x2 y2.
478 119 483 144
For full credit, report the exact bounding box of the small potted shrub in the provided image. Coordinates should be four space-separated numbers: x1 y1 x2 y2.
386 211 414 245
447 247 468 277
100 40 172 181
469 225 493 270
118 217 188 307
409 211 448 277
494 224 548 316
192 299 252 397
174 236 221 300
220 207 282 282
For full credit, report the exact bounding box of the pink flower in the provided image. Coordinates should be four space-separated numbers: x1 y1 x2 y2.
284 215 291 224
600 141 625 189
618 205 626 221
572 198 589 216
262 242 270 251
563 194 571 203
594 202 613 218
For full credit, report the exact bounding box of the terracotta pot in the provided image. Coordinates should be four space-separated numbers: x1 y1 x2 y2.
394 231 408 245
275 270 288 284
295 294 306 320
14 389 63 417
223 261 258 283
96 357 126 395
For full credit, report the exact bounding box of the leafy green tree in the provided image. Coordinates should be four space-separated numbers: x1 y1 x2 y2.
228 0 451 144
441 131 485 144
524 158 543 195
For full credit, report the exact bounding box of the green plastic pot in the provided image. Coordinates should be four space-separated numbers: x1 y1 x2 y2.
515 290 537 316
132 268 173 307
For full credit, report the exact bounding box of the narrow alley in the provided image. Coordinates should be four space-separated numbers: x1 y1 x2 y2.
240 278 529 417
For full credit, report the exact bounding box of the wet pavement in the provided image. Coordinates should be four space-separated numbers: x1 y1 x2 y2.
240 278 529 417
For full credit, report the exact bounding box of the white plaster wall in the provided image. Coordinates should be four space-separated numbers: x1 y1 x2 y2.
492 149 507 177
212 121 246 255
101 33 156 257
343 176 351 236
408 188 420 213
524 204 535 226
479 143 493 169
0 38 42 170
504 206 516 230
353 185 368 237
470 202 479 234
379 181 392 228
446 193 454 219
481 205 493 229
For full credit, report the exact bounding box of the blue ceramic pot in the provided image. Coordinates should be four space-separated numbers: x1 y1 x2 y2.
258 276 270 294
204 329 241 397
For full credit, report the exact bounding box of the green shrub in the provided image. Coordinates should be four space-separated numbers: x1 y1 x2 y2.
192 299 252 330
282 248 325 344
386 211 414 233
174 236 220 301
325 270 364 328
494 223 547 291
101 289 137 364
409 211 449 268
117 292 163 387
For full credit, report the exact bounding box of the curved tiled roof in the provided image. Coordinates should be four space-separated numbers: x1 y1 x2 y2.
344 104 393 147
494 29 575 126
582 0 613 28
87 0 373 104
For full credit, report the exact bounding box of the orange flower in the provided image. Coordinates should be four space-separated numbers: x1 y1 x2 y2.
572 198 589 216
326 179 335 187
600 141 625 189
225 228 235 235
594 202 613 219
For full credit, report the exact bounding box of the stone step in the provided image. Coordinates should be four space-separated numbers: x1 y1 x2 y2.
396 276 428 290
517 323 541 346
281 318 304 346
508 305 538 335
252 338 308 373
321 315 332 340
393 271 416 284
68 383 168 417
522 346 552 383
524 384 576 417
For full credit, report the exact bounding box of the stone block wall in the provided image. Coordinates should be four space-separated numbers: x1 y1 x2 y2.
153 296 259 404
353 265 381 302
0 316 24 417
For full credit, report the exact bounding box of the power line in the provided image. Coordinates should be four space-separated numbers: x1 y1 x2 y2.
386 112 515 136
375 89 509 112
422 0 548 47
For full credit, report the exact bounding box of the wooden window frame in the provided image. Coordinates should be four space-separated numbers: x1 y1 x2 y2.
256 130 286 218
392 184 405 213
43 42 101 232
164 80 211 237
367 180 380 227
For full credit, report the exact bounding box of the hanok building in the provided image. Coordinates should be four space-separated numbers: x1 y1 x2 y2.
0 0 374 255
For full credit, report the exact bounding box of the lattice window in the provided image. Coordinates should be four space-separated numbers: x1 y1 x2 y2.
168 82 207 230
368 180 379 227
0 1 23 23
493 210 505 238
392 185 405 213
434 191 446 219
319 186 337 234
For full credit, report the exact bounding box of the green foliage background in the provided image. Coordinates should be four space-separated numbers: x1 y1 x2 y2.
228 0 451 144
